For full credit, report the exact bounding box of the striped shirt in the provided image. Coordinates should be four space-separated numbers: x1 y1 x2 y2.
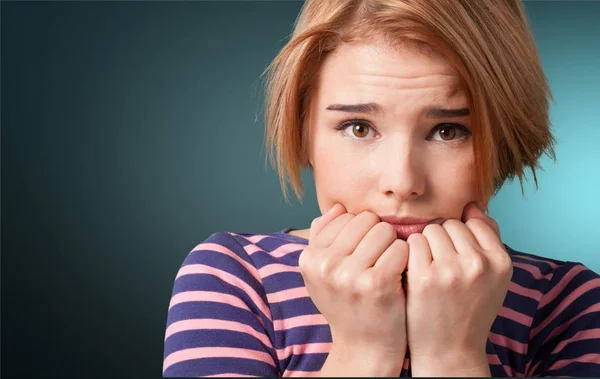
163 228 600 377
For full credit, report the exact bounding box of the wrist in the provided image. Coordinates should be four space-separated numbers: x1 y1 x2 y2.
410 350 490 377
321 343 406 377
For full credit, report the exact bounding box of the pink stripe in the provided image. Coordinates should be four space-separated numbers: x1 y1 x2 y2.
283 370 319 377
509 281 543 302
190 243 262 283
259 263 300 279
243 243 306 259
538 265 588 308
163 347 276 373
512 254 559 269
273 314 328 331
488 331 528 355
532 278 600 337
513 261 554 281
205 374 257 377
538 303 600 343
276 342 332 361
498 306 533 327
550 353 600 371
233 233 270 244
243 244 265 255
267 287 309 304
551 328 600 355
168 291 266 330
487 354 515 377
169 291 247 310
265 243 307 258
403 357 409 370
527 358 543 376
176 264 272 322
164 319 271 347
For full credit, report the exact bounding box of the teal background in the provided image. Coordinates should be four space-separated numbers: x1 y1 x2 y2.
1 1 598 377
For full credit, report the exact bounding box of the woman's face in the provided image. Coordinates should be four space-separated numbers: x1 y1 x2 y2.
307 40 480 237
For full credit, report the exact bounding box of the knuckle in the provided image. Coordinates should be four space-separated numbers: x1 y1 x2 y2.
357 273 385 298
317 256 337 279
413 273 434 293
331 268 353 290
465 256 486 279
438 268 459 288
498 253 514 277
356 273 375 292
298 247 314 272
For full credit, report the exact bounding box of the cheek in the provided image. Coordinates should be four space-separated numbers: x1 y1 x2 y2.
431 151 478 206
311 135 372 203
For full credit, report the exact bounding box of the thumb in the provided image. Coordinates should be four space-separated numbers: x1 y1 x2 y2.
462 201 500 238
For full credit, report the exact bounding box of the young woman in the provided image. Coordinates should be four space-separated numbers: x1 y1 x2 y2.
163 0 600 376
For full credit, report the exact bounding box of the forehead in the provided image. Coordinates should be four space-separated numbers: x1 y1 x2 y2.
316 40 465 100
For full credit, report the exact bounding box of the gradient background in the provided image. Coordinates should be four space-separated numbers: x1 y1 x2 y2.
2 1 599 377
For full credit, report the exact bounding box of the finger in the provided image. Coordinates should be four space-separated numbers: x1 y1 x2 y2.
406 232 432 274
461 201 501 239
441 218 481 257
309 203 347 247
372 238 409 280
422 223 456 264
312 213 354 248
330 211 381 256
346 222 397 269
464 217 503 253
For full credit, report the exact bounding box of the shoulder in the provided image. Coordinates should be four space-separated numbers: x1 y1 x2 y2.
176 229 309 283
504 243 598 291
505 244 600 375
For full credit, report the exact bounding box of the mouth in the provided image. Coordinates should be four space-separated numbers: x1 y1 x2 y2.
379 216 444 240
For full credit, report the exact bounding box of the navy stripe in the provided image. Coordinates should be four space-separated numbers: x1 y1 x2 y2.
164 357 278 377
271 297 320 320
275 324 332 347
283 353 328 371
165 329 273 354
184 250 266 296
491 313 531 343
545 361 600 377
197 232 256 267
166 301 266 334
263 271 305 292
547 339 600 361
504 288 539 315
249 249 302 269
530 312 600 367
172 273 272 326
511 264 552 288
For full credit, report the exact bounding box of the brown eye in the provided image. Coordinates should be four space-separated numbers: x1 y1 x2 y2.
439 126 456 140
352 124 369 138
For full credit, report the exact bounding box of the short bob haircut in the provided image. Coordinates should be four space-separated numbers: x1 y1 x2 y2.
264 0 556 205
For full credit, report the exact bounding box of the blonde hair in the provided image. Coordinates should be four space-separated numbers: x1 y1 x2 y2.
263 0 556 205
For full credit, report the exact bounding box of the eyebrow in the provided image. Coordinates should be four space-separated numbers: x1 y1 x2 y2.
326 103 470 118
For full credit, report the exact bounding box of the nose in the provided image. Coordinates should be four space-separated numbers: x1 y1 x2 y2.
377 143 425 202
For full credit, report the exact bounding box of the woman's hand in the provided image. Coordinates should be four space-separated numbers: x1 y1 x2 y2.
299 203 409 377
405 202 513 377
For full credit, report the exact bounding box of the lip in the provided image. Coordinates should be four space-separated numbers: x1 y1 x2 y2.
379 216 443 240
